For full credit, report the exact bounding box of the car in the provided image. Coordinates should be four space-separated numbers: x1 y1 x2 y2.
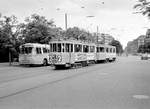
141 53 149 60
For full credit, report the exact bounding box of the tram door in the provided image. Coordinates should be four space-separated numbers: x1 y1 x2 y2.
65 43 73 64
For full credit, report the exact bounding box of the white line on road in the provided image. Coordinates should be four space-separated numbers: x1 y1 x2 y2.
133 95 150 100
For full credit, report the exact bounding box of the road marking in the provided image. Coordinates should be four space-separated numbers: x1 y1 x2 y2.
99 73 108 75
133 95 149 100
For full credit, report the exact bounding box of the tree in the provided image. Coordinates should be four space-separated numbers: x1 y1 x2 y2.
134 0 150 18
109 39 123 55
0 14 18 62
22 14 61 44
65 27 95 42
0 15 18 48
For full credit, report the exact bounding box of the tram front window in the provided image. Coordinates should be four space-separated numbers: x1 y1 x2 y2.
53 43 56 52
20 47 33 54
52 43 61 52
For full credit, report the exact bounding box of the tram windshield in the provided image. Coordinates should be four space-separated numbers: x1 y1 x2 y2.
50 43 73 52
20 46 33 54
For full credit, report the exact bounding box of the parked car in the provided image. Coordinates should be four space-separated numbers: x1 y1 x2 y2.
141 53 150 60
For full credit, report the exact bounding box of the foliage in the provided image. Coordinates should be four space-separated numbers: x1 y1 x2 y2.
65 27 95 42
21 14 62 44
134 0 150 18
0 15 18 48
109 39 123 54
0 14 18 62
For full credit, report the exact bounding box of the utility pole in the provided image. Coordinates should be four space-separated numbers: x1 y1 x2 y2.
97 26 99 44
65 13 68 30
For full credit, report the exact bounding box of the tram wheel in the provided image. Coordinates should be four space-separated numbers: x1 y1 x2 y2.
82 61 88 67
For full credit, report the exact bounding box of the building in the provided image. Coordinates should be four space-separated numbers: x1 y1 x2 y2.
126 39 138 54
97 33 114 44
137 35 146 47
145 29 150 44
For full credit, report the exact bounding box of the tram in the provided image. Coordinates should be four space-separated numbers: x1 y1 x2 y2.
19 43 50 66
49 40 116 69
96 44 116 62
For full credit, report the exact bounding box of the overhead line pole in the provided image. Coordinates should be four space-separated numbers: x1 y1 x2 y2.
65 13 68 30
97 26 99 44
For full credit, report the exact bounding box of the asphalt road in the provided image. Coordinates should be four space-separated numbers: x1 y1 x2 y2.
0 56 150 109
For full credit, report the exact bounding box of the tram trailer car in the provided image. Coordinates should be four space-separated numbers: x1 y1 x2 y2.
96 44 116 62
19 43 50 66
49 40 116 69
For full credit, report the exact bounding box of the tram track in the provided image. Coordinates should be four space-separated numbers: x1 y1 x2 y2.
0 67 54 84
0 62 116 100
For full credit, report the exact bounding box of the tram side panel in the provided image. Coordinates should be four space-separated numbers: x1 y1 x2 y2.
96 52 106 61
87 45 96 63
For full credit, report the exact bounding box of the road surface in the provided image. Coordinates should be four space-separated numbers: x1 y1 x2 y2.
0 56 150 109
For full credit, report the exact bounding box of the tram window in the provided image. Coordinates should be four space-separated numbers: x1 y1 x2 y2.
106 48 109 53
100 47 104 52
36 47 42 54
53 43 56 52
96 47 99 52
97 47 100 53
57 43 61 52
83 45 89 53
110 48 112 53
66 43 70 52
62 43 65 52
113 48 116 53
75 44 82 52
71 44 73 52
90 46 95 52
50 44 52 52
43 48 47 53
47 49 50 53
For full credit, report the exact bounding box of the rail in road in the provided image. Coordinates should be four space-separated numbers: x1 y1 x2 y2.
0 61 116 100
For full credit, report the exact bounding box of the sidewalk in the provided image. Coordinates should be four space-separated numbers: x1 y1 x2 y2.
0 62 19 68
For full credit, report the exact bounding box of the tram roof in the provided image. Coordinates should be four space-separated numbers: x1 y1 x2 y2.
97 44 116 48
49 39 95 45
20 43 49 47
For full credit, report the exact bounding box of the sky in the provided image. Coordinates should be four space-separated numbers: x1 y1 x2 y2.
0 0 150 48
